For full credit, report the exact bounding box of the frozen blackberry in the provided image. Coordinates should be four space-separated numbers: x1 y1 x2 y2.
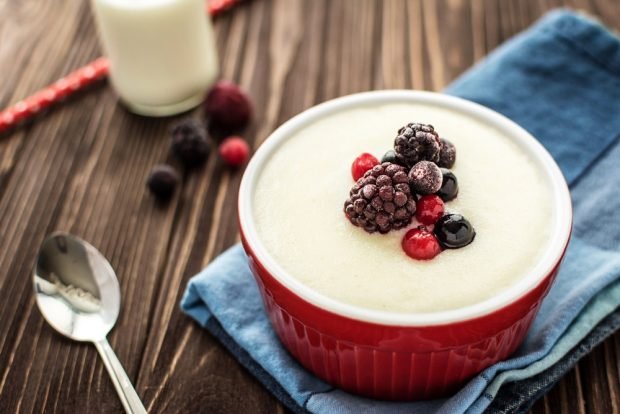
147 164 179 200
344 162 417 234
409 161 443 195
393 123 441 168
170 118 211 167
438 138 456 168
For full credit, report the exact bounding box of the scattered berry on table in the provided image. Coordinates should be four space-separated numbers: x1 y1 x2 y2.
409 160 443 194
394 123 441 168
219 136 250 167
401 227 442 260
204 80 253 133
170 118 210 167
434 213 476 249
437 138 456 168
416 195 445 225
437 168 458 201
344 162 416 234
351 153 379 181
146 164 179 200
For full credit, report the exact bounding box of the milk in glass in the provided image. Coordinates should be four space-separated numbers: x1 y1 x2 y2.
91 0 219 116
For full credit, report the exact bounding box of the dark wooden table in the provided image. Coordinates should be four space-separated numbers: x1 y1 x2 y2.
1 0 619 412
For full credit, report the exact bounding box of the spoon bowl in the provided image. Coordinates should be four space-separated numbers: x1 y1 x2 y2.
34 233 146 414
34 233 119 341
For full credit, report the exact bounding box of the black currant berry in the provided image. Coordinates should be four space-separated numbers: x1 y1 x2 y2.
434 213 475 249
381 150 399 165
436 169 458 201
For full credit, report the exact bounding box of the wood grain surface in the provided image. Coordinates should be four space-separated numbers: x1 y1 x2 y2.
1 0 619 413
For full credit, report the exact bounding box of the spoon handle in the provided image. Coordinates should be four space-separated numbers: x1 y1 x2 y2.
94 339 147 414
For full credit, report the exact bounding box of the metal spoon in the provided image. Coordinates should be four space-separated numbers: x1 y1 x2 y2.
33 232 147 414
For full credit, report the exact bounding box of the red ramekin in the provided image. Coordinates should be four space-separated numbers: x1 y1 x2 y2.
238 91 572 400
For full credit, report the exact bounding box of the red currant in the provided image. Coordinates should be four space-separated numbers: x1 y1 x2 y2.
415 195 445 225
351 153 379 181
219 136 250 167
401 227 442 260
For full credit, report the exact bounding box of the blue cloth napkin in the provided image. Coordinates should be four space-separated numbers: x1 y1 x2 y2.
181 10 620 414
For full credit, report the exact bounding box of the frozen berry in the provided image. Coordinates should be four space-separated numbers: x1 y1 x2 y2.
351 153 379 181
170 118 210 167
219 136 250 167
394 123 441 168
147 164 179 199
344 162 416 234
434 214 476 249
409 161 443 194
381 149 401 165
204 81 253 132
416 195 445 225
437 169 458 201
402 227 442 260
438 138 456 168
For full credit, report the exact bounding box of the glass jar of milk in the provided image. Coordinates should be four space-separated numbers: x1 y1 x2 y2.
91 0 219 116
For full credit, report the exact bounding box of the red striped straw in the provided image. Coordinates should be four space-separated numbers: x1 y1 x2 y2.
0 0 240 134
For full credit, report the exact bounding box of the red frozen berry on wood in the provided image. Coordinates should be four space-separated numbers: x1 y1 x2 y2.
415 195 445 225
402 227 442 260
219 136 250 167
351 153 379 181
205 81 253 132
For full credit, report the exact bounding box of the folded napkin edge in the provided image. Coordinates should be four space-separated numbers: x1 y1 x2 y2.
542 9 620 76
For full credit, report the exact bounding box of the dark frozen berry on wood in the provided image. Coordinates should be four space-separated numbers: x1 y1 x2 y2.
170 118 210 167
147 164 179 200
